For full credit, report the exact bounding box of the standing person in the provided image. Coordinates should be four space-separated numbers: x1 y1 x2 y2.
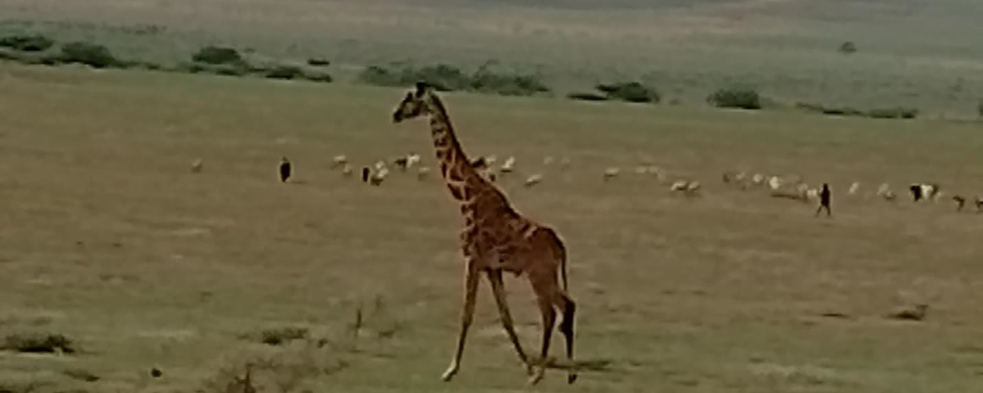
279 156 292 182
816 183 832 217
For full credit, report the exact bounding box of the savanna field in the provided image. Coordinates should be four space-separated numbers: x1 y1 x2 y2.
2 1 983 392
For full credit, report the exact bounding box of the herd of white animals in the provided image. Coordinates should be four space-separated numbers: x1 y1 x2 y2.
254 153 981 214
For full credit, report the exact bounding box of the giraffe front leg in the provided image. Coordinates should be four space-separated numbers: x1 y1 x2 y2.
442 258 480 382
486 269 532 375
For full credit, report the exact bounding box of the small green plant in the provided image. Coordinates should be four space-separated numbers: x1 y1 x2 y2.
839 41 857 54
192 46 243 65
0 34 54 52
707 87 761 110
260 327 308 345
58 42 118 68
239 326 309 346
595 81 660 103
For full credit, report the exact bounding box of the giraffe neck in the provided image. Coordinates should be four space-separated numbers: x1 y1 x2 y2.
424 93 482 204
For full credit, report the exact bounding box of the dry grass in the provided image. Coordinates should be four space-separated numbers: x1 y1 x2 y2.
1 62 983 393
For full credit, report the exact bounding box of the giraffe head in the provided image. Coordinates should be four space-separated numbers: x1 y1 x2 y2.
392 82 433 123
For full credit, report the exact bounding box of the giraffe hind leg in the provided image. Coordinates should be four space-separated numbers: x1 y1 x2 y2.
555 291 577 384
524 226 577 385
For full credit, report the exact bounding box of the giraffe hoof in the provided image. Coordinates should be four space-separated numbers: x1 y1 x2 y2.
441 366 458 382
527 368 545 385
568 373 578 384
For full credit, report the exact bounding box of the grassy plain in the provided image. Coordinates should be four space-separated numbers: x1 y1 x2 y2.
1 64 983 392
3 0 983 392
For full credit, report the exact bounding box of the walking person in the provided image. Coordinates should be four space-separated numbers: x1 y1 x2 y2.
816 183 832 217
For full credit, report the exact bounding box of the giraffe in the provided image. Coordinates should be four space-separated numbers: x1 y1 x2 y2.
392 82 577 385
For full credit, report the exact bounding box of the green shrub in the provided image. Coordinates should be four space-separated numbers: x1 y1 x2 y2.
470 71 549 96
0 34 54 52
359 63 545 95
794 102 824 113
0 48 43 64
595 81 660 103
258 64 332 83
303 71 333 83
58 42 118 68
192 46 243 65
171 60 251 76
307 57 330 67
707 87 761 110
265 65 305 80
796 102 917 119
821 107 865 117
213 64 248 77
867 107 918 119
242 63 271 74
567 92 609 101
174 62 208 74
413 64 471 91
358 63 469 91
131 61 162 71
796 102 862 117
38 54 63 66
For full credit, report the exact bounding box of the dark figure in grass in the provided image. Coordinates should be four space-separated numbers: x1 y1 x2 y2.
815 183 832 217
279 156 291 182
